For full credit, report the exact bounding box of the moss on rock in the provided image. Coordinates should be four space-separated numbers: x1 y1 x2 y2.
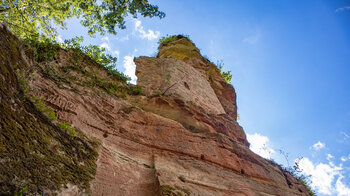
0 25 98 195
161 184 191 196
157 35 201 60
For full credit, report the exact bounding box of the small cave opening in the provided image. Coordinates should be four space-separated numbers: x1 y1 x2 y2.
240 169 245 175
184 82 190 90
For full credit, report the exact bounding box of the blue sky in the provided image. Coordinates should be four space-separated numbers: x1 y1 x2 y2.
57 1 350 195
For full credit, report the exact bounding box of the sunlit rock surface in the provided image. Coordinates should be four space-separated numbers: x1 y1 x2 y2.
0 28 312 195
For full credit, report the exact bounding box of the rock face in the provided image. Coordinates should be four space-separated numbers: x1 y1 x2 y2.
135 57 225 115
156 37 239 118
0 29 312 196
0 24 98 195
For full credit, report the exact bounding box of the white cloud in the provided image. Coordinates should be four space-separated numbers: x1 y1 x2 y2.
242 32 261 45
133 18 160 40
297 156 350 196
122 55 137 84
102 36 109 42
134 19 141 29
100 37 120 59
341 131 350 139
246 133 275 159
117 35 129 42
341 156 348 162
113 50 120 58
100 42 111 52
312 141 325 150
336 175 350 196
340 154 350 162
336 6 350 12
56 35 63 43
298 157 342 195
327 154 334 161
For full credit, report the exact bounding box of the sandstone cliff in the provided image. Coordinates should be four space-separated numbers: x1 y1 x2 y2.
0 27 311 196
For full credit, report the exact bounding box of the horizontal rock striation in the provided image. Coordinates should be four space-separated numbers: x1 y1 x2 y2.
0 28 312 196
0 24 98 195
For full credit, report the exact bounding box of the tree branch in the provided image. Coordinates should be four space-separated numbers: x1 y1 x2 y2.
161 82 177 96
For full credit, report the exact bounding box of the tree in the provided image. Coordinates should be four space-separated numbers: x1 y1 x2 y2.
0 0 165 39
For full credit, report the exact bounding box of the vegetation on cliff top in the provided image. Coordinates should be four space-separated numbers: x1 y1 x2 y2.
216 60 232 84
0 0 165 39
158 34 191 45
267 155 316 196
24 35 131 83
0 0 165 89
158 34 233 84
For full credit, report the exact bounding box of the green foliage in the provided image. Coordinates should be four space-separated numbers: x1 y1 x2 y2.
106 66 130 83
63 37 130 82
298 177 317 196
32 96 77 137
216 60 232 84
128 85 142 95
24 36 130 83
46 107 58 121
268 157 317 196
166 73 171 82
161 185 190 196
158 35 177 45
14 186 28 196
293 158 317 196
58 122 77 136
161 185 176 196
63 37 117 67
158 34 190 45
90 75 142 96
0 0 165 39
23 35 61 62
32 96 58 121
32 95 75 136
16 71 30 93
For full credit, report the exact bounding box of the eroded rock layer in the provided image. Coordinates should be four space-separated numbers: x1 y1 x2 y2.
0 28 311 196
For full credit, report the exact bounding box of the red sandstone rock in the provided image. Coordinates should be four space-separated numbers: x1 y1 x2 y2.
1 28 312 195
135 56 226 115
